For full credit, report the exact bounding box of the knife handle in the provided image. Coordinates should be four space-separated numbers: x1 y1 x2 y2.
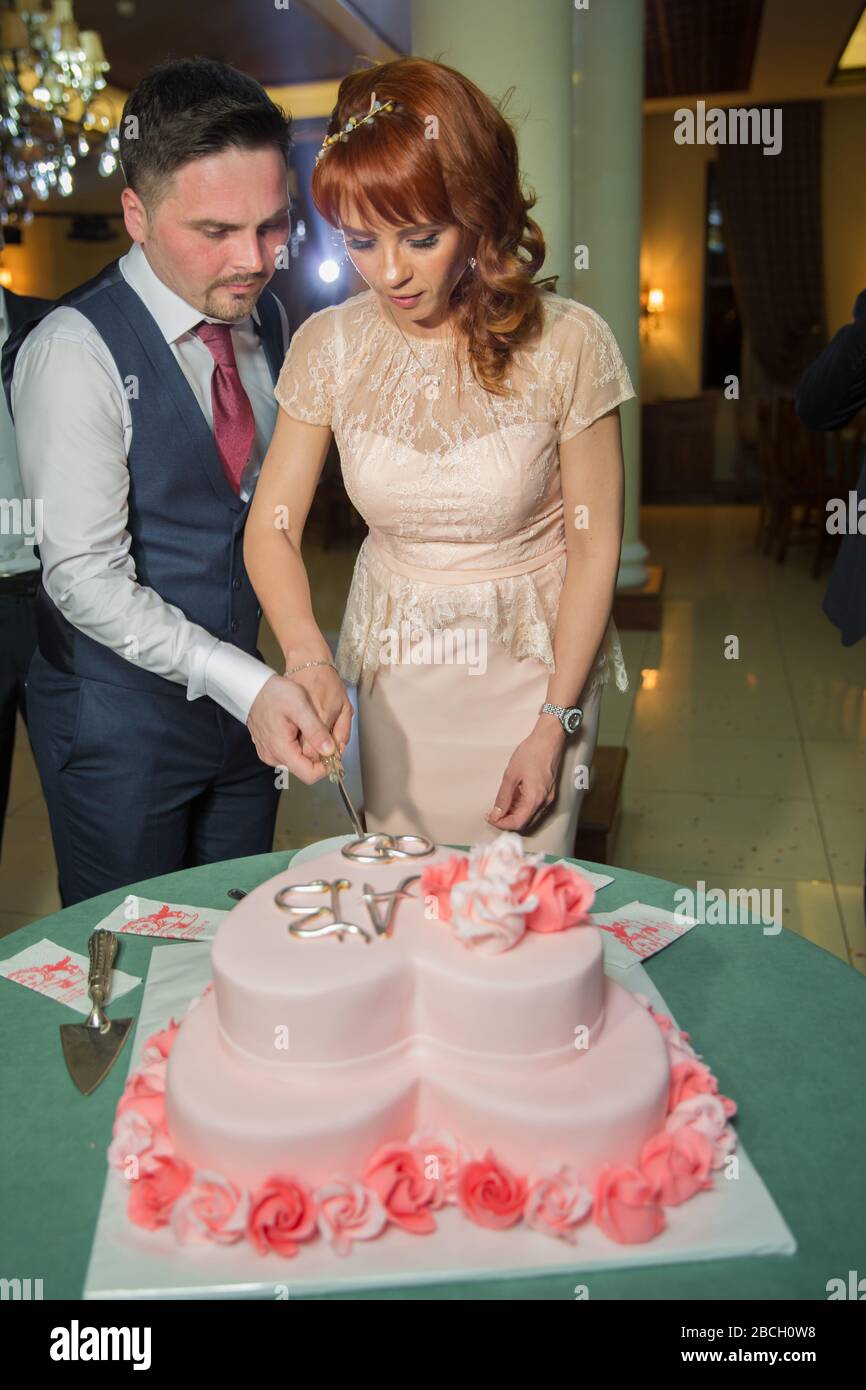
87 929 117 1010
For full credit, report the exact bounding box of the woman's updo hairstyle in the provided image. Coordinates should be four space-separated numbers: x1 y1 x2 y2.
311 57 556 395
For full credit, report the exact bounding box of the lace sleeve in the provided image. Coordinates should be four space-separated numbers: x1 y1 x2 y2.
558 303 636 443
273 307 337 427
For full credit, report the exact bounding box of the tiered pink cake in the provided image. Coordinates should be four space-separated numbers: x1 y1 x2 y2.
111 835 737 1256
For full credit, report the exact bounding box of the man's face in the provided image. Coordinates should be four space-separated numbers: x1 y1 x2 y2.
122 145 290 321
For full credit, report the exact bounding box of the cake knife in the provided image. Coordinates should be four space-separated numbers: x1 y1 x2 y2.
320 748 367 839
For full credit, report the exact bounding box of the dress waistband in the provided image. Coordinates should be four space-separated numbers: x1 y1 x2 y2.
365 535 567 585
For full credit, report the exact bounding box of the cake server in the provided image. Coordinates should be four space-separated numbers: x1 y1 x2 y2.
59 929 133 1095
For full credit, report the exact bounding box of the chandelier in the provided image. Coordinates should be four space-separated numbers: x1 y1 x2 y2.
0 0 120 226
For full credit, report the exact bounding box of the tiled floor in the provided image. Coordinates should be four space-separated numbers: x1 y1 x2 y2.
1 506 864 974
608 507 865 974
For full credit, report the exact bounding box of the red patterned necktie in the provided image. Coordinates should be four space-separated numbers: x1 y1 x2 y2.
193 320 256 494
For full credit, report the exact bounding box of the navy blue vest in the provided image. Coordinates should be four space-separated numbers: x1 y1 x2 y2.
2 259 285 697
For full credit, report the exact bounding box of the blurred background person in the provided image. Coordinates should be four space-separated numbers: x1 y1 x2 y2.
0 261 51 860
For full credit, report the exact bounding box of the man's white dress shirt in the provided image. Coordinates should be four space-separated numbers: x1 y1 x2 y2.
11 242 289 722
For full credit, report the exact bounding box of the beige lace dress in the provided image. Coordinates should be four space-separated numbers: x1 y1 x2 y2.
274 288 635 853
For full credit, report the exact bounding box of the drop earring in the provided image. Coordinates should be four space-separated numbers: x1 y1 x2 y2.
468 256 477 271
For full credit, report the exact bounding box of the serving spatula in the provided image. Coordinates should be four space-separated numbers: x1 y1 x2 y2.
59 929 133 1094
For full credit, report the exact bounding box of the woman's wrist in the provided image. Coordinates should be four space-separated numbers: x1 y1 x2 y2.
283 636 333 671
533 713 567 748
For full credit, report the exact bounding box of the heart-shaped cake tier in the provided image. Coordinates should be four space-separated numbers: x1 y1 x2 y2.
166 974 670 1190
210 846 606 1069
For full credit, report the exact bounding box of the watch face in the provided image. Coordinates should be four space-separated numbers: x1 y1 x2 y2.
564 707 583 734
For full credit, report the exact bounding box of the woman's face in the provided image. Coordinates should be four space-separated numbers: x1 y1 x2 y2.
340 205 470 335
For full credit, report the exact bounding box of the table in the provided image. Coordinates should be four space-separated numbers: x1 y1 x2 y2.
2 848 864 1301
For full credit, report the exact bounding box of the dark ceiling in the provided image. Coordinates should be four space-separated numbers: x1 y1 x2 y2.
75 0 766 99
75 0 410 89
645 0 765 99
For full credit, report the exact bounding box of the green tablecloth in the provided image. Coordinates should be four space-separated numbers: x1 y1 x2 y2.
2 848 864 1301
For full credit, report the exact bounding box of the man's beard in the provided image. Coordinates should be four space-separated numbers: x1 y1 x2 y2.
202 281 265 321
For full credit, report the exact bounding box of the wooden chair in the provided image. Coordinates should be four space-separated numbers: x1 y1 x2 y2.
754 396 783 553
574 746 628 866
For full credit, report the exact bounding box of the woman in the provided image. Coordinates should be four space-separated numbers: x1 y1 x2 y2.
245 57 633 855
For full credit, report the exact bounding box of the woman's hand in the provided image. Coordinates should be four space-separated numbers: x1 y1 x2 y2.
288 662 354 761
485 721 566 835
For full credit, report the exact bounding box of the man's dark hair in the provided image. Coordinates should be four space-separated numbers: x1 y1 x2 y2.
120 57 292 204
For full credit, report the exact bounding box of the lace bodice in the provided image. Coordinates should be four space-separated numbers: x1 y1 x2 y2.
274 289 635 695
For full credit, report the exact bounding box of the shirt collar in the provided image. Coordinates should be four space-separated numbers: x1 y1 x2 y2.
119 241 261 344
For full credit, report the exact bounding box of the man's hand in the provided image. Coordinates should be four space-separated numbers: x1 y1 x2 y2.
247 675 336 785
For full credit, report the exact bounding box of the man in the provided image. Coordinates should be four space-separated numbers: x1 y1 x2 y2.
0 275 52 856
796 286 866 648
2 59 336 907
796 286 866 925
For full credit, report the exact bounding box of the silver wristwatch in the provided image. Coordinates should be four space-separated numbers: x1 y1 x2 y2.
539 701 584 735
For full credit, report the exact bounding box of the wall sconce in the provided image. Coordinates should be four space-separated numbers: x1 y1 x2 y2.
640 285 664 341
0 266 12 290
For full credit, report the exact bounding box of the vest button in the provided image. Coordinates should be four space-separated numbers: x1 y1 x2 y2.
232 577 242 591
231 619 240 633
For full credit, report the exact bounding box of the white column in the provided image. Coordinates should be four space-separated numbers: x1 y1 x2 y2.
573 0 648 588
412 0 573 287
413 0 647 588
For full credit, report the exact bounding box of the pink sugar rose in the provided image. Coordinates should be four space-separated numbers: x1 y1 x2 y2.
115 1070 168 1132
142 1019 179 1064
363 1142 444 1233
170 1172 250 1246
664 1029 700 1067
420 854 471 923
457 1150 528 1230
708 1125 738 1170
108 1109 173 1178
523 862 596 933
636 1000 700 1062
315 1180 389 1257
449 874 537 954
127 1154 192 1230
667 1092 727 1137
248 1176 317 1257
135 1058 168 1092
408 1127 471 1204
592 1166 665 1244
639 1128 714 1206
668 1058 722 1112
524 1161 592 1242
665 1095 738 1170
467 831 541 888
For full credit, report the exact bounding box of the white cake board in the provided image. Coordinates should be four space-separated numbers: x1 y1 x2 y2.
83 854 796 1299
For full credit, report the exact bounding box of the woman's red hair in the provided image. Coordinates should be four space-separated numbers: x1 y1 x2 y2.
311 58 555 395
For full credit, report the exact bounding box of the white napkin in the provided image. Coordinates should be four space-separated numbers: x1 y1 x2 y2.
0 938 140 1013
590 900 698 972
93 895 228 942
